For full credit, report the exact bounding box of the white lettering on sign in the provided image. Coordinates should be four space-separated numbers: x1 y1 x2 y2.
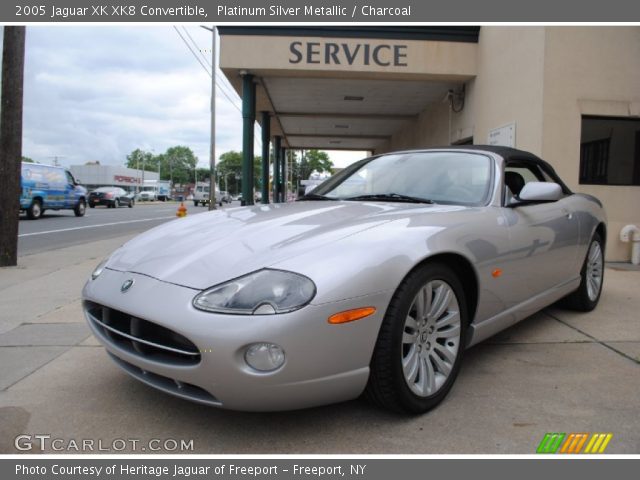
488 123 516 147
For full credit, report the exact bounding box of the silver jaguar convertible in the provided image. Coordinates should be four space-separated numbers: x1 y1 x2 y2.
83 146 606 413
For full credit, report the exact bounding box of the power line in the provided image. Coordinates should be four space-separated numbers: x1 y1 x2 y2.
172 26 243 114
182 27 212 69
173 26 262 150
173 26 210 78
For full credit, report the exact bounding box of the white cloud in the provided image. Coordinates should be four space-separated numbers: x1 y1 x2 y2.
21 26 242 168
17 26 365 171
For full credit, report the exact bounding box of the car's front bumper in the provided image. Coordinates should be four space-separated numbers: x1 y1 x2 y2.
89 198 114 206
82 268 391 411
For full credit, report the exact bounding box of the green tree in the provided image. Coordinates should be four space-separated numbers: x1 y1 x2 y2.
163 146 198 185
125 147 200 184
195 167 211 183
216 151 262 195
21 156 34 163
297 150 333 180
289 150 333 193
125 149 156 172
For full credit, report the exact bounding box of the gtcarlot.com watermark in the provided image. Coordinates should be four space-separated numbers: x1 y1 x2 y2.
14 434 194 452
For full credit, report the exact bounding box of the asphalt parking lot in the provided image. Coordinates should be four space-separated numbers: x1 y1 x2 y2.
18 201 237 256
0 216 638 454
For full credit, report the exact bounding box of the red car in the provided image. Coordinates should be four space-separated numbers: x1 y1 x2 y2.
88 187 135 208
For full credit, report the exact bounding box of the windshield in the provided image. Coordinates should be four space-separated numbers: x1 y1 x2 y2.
312 151 492 205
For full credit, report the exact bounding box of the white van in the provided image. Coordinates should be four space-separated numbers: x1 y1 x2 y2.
193 183 222 207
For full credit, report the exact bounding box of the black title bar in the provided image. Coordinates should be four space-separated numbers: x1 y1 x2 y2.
4 0 640 22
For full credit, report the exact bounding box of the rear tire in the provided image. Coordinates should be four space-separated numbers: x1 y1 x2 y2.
128 200 133 208
366 263 467 413
562 233 604 311
193 201 198 207
27 199 42 220
74 200 86 217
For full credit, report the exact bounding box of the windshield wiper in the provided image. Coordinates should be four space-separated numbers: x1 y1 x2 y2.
298 193 337 201
343 193 434 204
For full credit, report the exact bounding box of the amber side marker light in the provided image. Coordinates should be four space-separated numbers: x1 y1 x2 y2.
492 268 503 278
328 307 376 324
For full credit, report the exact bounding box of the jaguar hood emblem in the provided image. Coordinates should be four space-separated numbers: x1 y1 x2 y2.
120 279 134 293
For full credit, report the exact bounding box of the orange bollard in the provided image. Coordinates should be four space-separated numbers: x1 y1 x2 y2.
176 202 187 217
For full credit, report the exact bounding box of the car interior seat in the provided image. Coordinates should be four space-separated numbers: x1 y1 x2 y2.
504 171 526 197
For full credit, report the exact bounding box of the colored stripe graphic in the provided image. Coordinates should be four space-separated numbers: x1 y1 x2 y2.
560 433 589 453
536 433 566 453
584 433 613 454
537 433 613 454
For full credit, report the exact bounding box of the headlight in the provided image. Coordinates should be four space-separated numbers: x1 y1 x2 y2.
193 269 316 315
91 258 109 280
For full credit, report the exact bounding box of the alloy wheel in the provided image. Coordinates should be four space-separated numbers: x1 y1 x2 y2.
401 280 461 397
586 240 603 301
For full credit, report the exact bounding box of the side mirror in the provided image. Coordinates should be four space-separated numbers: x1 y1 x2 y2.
517 182 563 203
74 179 81 186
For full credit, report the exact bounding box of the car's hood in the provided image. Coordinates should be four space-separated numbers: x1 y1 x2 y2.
106 201 465 289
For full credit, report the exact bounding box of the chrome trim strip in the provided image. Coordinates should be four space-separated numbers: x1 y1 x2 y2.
87 311 200 357
108 353 221 407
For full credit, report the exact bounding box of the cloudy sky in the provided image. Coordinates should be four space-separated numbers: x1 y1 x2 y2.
15 26 363 170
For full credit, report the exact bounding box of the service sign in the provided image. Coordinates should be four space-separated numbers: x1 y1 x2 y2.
288 41 408 67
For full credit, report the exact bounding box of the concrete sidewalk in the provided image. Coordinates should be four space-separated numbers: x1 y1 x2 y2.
0 237 638 454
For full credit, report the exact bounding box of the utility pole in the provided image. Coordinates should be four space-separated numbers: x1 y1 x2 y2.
202 25 217 210
0 27 26 267
48 155 66 167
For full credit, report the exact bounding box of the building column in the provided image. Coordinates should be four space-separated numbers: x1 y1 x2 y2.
241 73 255 206
281 149 288 202
260 111 270 204
278 147 286 203
273 136 281 203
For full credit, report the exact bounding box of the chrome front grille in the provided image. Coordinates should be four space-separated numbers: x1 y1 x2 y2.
84 301 201 366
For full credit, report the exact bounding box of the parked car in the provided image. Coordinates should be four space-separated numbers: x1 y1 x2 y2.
83 146 606 413
20 162 87 219
88 187 135 208
220 191 232 203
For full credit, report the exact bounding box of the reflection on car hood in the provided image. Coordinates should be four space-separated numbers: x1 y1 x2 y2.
106 201 463 289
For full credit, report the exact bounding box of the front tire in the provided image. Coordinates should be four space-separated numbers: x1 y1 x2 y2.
74 200 86 217
366 263 467 413
27 199 42 220
562 233 604 311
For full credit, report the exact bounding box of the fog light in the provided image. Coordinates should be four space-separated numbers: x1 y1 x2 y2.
245 343 285 372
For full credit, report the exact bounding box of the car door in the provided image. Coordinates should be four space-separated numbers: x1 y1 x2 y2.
501 161 580 299
64 170 77 208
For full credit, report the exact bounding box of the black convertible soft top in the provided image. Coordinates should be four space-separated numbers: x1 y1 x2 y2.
403 145 573 195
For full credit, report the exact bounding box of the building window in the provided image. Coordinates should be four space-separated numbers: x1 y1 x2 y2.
580 138 610 184
580 116 640 186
